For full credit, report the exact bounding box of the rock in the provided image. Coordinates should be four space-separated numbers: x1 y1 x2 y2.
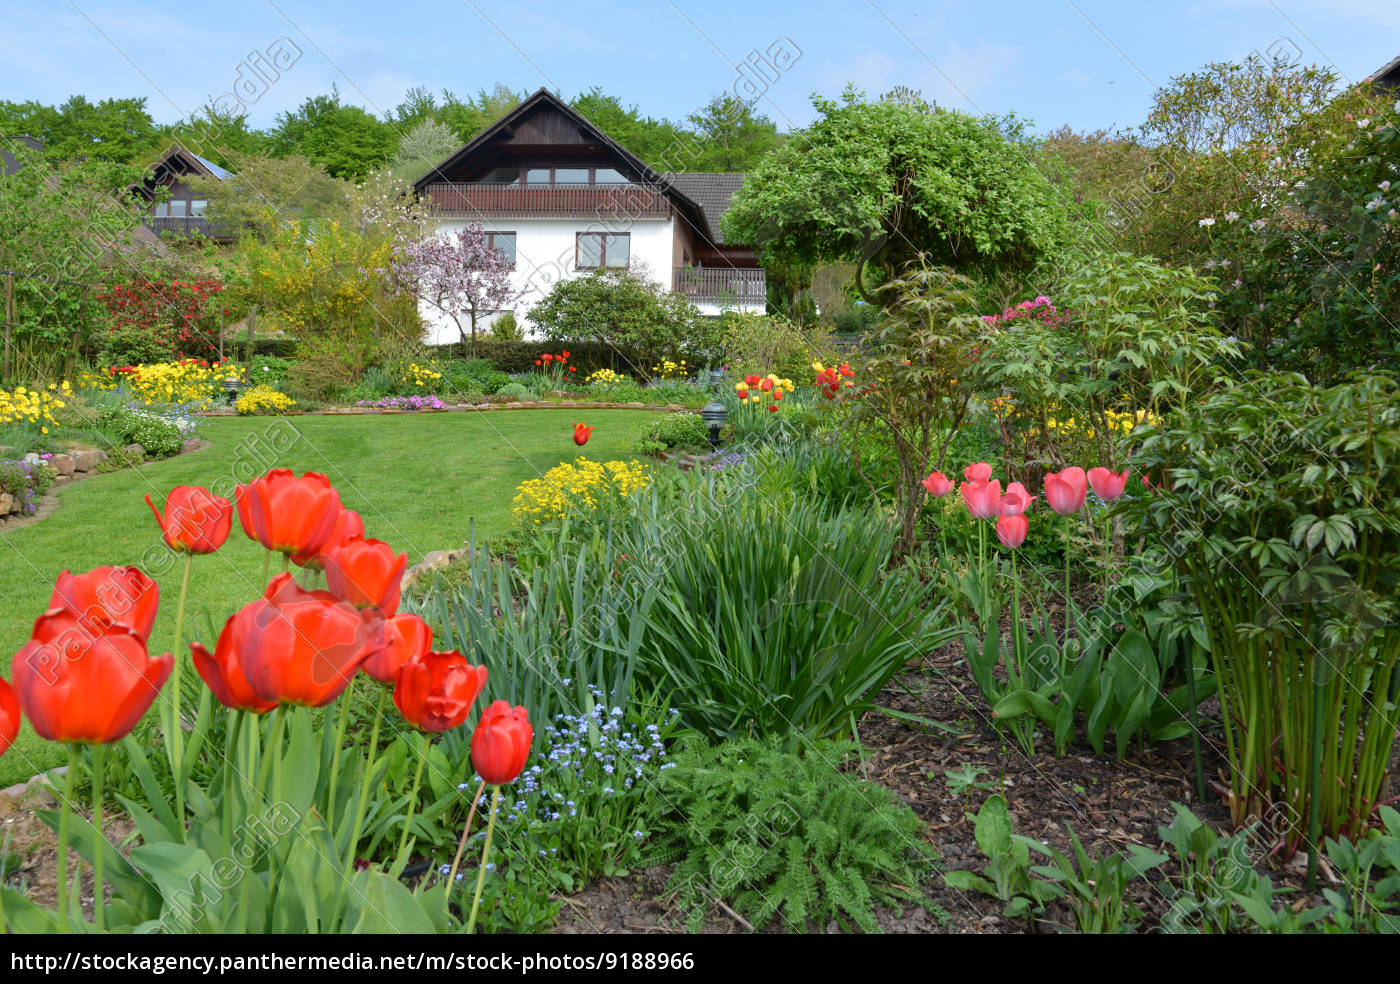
123 443 146 462
0 492 13 516
71 448 103 472
181 439 202 456
50 453 75 476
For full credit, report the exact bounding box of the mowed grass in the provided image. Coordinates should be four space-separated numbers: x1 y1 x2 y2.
0 408 658 786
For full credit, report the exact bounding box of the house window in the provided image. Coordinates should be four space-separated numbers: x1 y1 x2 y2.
481 167 520 183
577 232 629 270
594 168 627 183
191 199 208 217
554 168 589 184
525 168 551 184
486 232 516 267
169 199 188 217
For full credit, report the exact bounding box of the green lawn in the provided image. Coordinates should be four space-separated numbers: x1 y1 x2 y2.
0 408 658 786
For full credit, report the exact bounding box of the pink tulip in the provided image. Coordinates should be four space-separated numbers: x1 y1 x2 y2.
1044 467 1087 515
960 479 1002 519
996 514 1028 548
921 471 954 497
1088 467 1129 501
964 462 993 484
999 481 1033 516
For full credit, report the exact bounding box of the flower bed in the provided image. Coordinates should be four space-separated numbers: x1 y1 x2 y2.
356 395 448 411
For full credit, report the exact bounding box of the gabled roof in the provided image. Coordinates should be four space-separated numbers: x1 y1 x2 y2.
412 88 724 244
1368 53 1400 91
660 173 746 244
132 145 229 197
1 135 44 177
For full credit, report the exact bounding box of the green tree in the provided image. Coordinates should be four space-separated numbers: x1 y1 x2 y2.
528 266 705 368
0 95 161 163
686 94 781 171
723 86 1072 306
570 88 685 165
389 117 463 184
186 152 349 238
269 89 398 179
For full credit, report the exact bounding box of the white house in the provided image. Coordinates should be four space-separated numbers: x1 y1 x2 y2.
411 89 767 344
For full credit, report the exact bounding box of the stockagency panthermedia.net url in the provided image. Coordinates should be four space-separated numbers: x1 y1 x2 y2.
11 951 699 974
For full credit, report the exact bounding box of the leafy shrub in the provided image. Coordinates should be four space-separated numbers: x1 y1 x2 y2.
645 738 941 932
635 412 709 454
95 405 189 457
236 386 298 416
1130 371 1400 848
0 458 55 514
493 382 536 402
249 355 293 382
98 326 177 367
720 311 838 384
490 311 522 341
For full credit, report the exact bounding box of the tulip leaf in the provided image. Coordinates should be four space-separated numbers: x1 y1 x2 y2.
0 886 62 933
347 870 439 934
282 706 322 820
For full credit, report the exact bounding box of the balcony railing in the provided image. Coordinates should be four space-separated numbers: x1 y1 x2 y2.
147 216 230 239
673 267 766 305
422 182 671 219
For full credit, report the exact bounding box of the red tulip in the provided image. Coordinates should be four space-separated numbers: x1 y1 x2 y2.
569 366 577 373
996 514 1029 548
236 470 342 558
759 378 774 392
542 353 553 363
744 374 761 388
772 388 784 401
471 700 533 784
189 620 277 715
960 479 1002 519
291 507 364 569
0 677 19 757
573 422 594 446
1088 467 1130 502
561 351 570 359
233 468 292 540
394 650 488 733
146 485 232 554
766 404 777 413
229 574 379 708
1044 467 1087 515
964 462 993 484
921 471 953 497
534 359 542 366
364 612 432 684
999 481 1033 516
49 566 159 642
12 610 171 744
324 537 407 614
736 388 749 400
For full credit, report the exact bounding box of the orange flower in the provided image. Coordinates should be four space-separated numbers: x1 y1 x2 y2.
394 650 488 732
146 485 232 554
236 470 342 558
324 537 407 614
573 422 594 446
189 617 278 715
364 612 433 685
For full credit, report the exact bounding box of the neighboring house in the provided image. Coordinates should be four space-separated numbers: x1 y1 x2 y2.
131 146 233 242
1368 53 1400 94
410 88 766 344
1 135 44 177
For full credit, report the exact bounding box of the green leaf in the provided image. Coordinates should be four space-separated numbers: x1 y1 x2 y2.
974 794 1013 857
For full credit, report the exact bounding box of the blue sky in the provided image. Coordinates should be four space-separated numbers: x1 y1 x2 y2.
5 1 1398 137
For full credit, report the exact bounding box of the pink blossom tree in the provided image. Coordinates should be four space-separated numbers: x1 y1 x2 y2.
394 223 523 352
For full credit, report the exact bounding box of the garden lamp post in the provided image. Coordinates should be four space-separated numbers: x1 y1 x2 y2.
223 378 244 405
701 401 728 451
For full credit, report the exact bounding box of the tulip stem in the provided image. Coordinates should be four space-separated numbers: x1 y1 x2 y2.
446 779 487 907
261 549 271 587
56 745 78 923
345 688 386 871
170 550 193 833
394 736 429 876
465 786 501 934
325 677 354 829
90 743 105 931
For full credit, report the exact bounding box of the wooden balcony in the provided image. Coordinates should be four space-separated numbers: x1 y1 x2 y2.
673 267 766 306
147 216 231 240
422 182 671 219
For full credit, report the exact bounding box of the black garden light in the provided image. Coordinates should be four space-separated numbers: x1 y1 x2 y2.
223 377 245 404
701 401 728 450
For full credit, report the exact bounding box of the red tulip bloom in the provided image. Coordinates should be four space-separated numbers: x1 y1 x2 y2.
569 366 577 373
291 507 364 569
921 471 953 497
542 353 553 363
230 574 379 708
999 481 1033 516
772 388 783 401
759 378 774 392
233 468 292 540
1088 467 1130 501
49 566 159 642
744 374 761 388
960 479 1002 519
1044 467 1088 515
736 388 749 400
0 677 19 757
996 514 1029 548
146 485 232 554
964 462 993 484
189 620 278 715
394 650 488 733
534 360 542 366
236 471 342 557
561 351 570 359
767 403 778 413
573 422 594 446
12 610 172 744
364 612 433 684
471 700 533 785
324 537 407 614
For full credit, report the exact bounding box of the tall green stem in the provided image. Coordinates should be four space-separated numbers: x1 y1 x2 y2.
446 779 487 905
1307 663 1327 890
465 786 502 934
394 735 429 874
324 678 354 829
170 551 193 832
261 549 271 586
57 745 78 922
345 687 387 870
90 744 105 931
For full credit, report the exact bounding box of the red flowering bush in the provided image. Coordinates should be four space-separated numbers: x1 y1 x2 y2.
97 279 225 362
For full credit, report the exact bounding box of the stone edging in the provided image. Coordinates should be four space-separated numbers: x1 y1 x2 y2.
202 401 693 418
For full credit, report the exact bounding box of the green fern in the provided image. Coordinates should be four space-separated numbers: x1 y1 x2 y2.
643 737 943 933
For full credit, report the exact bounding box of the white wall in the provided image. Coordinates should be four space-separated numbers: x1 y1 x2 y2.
419 216 677 345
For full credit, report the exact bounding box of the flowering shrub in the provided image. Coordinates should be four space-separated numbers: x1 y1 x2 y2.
511 458 651 525
584 368 624 390
97 279 224 359
396 362 443 389
235 386 297 416
0 458 56 513
0 382 70 434
115 360 241 409
1041 407 1160 440
356 395 446 411
649 357 687 380
96 404 192 457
